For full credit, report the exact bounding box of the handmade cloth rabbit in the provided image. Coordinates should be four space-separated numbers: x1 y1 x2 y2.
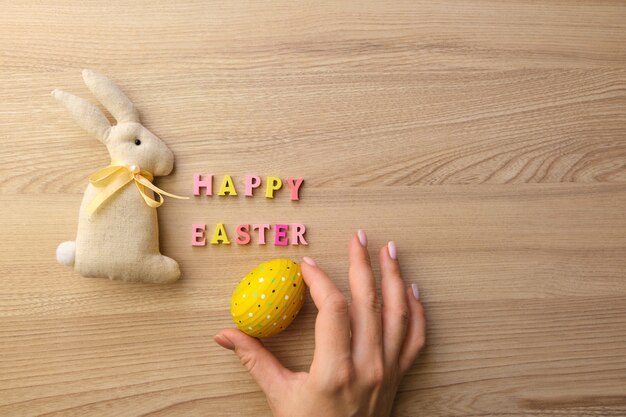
54 69 186 283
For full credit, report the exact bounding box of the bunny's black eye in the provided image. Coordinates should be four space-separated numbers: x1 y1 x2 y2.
134 139 141 146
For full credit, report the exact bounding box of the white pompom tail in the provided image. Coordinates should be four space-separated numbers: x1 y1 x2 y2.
56 241 76 266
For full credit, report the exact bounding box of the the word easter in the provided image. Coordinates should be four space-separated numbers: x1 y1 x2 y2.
192 223 308 246
193 174 304 200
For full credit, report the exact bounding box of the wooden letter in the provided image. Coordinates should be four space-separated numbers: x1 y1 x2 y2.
191 223 206 246
236 224 251 245
252 223 271 245
210 223 231 244
245 175 261 197
193 174 212 196
274 223 289 246
265 176 282 199
286 178 304 201
218 175 238 196
291 223 308 245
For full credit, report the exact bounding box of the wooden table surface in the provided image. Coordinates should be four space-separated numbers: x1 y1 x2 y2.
2 1 626 416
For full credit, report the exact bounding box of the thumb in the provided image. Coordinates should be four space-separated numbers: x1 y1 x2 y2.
215 328 291 395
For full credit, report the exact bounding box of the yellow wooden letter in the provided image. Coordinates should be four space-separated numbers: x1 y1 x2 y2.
265 176 282 198
210 223 231 244
218 175 238 196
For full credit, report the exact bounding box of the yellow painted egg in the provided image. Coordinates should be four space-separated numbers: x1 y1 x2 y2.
231 259 306 338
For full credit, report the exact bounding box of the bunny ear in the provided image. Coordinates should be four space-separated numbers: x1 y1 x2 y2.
81 69 140 123
52 89 111 142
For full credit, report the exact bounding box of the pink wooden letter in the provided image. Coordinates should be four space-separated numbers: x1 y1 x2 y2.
291 223 308 245
245 175 261 197
193 174 213 196
191 223 206 246
274 224 289 246
286 178 304 201
252 223 271 245
236 224 251 245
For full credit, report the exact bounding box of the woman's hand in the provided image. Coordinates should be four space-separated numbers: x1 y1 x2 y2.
215 230 426 417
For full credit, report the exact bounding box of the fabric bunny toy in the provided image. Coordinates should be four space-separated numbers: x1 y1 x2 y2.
53 69 186 283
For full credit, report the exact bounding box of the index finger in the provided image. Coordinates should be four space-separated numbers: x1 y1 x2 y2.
300 257 352 377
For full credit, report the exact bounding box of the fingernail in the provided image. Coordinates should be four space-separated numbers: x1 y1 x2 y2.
411 283 420 301
214 333 235 350
357 229 367 247
302 256 317 267
388 241 397 260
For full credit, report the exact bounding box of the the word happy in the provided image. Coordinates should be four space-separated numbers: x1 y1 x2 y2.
191 174 308 246
193 174 304 200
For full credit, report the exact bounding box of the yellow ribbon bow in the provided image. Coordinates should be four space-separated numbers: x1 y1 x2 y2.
86 160 188 217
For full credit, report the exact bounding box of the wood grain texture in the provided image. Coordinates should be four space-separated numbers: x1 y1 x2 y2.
1 1 625 416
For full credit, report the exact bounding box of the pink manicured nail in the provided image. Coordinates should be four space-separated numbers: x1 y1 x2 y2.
388 241 397 260
411 283 420 301
302 256 317 267
357 229 367 247
214 333 235 350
